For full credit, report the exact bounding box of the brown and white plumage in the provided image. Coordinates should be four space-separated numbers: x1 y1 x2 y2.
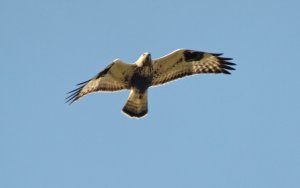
152 49 235 86
66 49 235 118
65 59 135 104
122 89 148 118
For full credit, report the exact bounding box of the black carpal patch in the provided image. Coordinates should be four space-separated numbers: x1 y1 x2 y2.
95 63 113 79
183 50 204 62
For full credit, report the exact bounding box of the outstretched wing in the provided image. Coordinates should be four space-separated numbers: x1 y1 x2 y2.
151 49 235 86
66 59 135 104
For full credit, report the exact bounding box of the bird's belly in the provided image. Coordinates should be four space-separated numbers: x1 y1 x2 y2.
130 72 153 93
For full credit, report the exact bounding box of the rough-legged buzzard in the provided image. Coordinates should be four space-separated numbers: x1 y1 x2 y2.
66 49 235 118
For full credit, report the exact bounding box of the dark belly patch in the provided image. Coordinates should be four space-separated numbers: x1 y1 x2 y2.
130 72 152 93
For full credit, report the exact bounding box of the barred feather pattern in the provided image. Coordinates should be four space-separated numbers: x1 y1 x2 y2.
122 89 148 118
151 50 235 86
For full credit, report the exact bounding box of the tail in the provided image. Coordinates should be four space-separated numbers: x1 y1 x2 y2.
122 89 148 118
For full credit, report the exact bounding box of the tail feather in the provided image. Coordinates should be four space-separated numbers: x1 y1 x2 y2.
122 89 148 118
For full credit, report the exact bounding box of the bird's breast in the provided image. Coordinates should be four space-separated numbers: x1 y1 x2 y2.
130 66 153 93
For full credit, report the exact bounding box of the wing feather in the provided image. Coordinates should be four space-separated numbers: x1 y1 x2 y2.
66 59 135 104
151 49 235 86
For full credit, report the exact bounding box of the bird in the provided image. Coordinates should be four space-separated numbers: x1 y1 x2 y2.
66 49 235 118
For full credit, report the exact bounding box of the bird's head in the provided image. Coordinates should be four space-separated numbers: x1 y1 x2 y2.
136 52 152 67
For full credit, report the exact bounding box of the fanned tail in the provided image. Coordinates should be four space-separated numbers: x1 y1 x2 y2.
122 89 148 118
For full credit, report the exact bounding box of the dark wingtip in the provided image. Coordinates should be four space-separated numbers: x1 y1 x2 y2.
65 92 79 104
211 53 223 56
76 79 91 86
221 64 235 70
66 87 82 94
65 98 75 105
222 69 231 74
219 57 233 61
213 53 236 74
223 62 236 66
65 83 85 104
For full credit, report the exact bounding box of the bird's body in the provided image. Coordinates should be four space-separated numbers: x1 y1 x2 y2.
122 53 153 117
66 49 235 118
129 54 153 93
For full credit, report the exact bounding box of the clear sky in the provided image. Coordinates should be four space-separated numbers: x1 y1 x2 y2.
1 0 300 187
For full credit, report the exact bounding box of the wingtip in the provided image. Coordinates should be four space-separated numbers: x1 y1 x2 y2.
76 79 90 86
213 53 236 75
223 62 236 66
221 64 235 70
65 87 82 104
211 53 223 56
222 69 231 74
65 96 77 104
219 57 233 61
66 87 82 94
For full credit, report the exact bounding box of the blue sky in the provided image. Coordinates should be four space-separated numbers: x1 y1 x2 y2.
1 0 300 187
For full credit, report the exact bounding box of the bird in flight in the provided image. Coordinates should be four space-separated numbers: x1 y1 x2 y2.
66 49 235 118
